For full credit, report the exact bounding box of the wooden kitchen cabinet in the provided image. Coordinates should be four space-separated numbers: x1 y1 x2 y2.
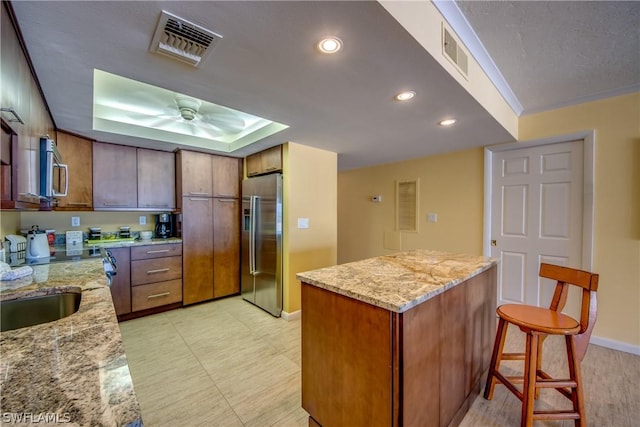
108 246 131 316
177 150 213 197
130 243 183 312
246 145 282 176
181 196 215 304
177 150 240 199
213 197 240 298
54 131 93 210
93 142 137 209
137 148 175 210
212 155 241 197
178 149 241 305
301 267 497 427
1 4 55 209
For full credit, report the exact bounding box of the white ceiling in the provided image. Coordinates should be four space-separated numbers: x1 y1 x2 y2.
8 1 639 171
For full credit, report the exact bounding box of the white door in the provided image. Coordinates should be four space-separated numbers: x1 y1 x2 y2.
491 140 583 307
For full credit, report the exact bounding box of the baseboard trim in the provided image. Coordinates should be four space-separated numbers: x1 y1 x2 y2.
591 335 640 356
281 309 301 321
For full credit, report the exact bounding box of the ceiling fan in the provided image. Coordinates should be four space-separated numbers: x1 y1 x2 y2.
119 91 248 138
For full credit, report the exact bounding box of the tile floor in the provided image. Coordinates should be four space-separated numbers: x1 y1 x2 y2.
119 296 639 427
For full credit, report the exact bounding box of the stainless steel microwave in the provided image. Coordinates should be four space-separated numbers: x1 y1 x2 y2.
39 136 68 198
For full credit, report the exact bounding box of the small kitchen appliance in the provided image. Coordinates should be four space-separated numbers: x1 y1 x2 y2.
26 226 50 260
154 213 174 238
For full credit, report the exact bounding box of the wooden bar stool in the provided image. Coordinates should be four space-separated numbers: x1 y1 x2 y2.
483 263 599 427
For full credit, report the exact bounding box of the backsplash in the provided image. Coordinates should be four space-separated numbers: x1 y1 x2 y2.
2 211 159 243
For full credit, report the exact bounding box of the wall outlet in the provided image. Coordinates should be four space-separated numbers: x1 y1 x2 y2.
139 216 146 225
297 218 309 229
71 216 80 227
427 213 438 223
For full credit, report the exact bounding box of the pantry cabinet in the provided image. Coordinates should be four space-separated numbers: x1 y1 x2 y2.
177 149 241 305
54 132 93 210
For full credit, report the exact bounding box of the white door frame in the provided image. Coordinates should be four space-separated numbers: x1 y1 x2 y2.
483 130 595 271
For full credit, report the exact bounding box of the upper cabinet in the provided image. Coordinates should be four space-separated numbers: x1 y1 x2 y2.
93 141 176 211
54 132 93 210
177 150 241 200
93 142 137 209
1 3 55 209
137 148 175 210
246 145 282 177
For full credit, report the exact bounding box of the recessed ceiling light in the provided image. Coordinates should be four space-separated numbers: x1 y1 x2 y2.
439 118 457 126
317 37 342 54
394 91 416 101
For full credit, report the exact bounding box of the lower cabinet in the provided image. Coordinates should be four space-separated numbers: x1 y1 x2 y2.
109 242 183 320
182 196 240 305
109 247 131 316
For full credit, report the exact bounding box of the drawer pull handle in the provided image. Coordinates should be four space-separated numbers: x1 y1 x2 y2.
146 249 170 254
189 192 210 196
189 197 209 201
217 199 237 203
147 268 170 274
147 292 170 299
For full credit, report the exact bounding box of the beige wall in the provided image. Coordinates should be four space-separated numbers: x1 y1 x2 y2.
337 92 639 349
338 147 485 263
519 92 640 348
283 142 337 313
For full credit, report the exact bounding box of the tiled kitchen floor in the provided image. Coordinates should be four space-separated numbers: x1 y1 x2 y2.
120 296 639 427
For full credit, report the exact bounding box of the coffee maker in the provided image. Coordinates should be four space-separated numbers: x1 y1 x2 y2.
154 213 174 238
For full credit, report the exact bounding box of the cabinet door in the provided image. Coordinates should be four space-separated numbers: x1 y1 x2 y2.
260 145 282 174
93 142 137 209
245 152 262 177
109 247 131 316
55 132 93 210
137 148 175 210
182 197 214 304
213 197 240 298
178 150 212 197
212 156 240 198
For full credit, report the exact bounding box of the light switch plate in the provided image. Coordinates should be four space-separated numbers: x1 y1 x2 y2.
427 213 438 223
297 218 309 229
139 216 146 225
71 216 80 227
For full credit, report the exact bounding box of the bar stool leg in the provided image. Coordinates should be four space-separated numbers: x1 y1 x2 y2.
521 332 538 427
566 336 586 427
484 317 508 400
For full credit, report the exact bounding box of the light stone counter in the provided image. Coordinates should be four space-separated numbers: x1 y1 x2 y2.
0 259 143 426
296 249 498 313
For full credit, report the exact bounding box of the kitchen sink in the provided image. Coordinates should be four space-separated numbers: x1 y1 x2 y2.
1 291 81 332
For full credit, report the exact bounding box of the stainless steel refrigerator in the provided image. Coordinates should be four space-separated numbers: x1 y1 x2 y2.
241 173 283 317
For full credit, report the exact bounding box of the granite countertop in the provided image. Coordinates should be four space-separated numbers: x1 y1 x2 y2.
296 249 498 313
0 258 143 426
83 236 183 249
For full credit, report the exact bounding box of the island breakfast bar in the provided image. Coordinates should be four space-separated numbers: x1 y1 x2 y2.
297 250 498 427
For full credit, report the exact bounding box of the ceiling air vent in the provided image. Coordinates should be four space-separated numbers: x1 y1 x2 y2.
442 25 468 78
150 10 222 67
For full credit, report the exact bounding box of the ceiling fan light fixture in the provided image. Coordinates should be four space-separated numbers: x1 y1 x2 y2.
175 95 202 121
439 118 457 126
395 91 416 101
317 36 342 54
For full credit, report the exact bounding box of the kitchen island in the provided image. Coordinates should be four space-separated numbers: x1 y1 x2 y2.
297 250 498 427
0 258 142 426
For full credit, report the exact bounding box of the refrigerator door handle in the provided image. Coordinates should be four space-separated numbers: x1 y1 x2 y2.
249 195 258 275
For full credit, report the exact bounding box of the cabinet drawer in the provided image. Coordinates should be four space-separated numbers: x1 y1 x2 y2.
132 279 182 311
131 256 182 286
131 243 182 260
